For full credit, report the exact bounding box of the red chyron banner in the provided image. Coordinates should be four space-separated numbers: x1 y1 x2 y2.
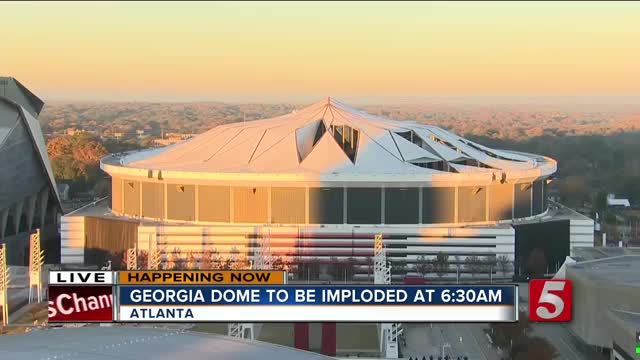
529 279 572 322
48 286 113 322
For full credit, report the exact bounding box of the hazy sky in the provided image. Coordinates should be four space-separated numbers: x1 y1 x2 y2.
1 1 639 103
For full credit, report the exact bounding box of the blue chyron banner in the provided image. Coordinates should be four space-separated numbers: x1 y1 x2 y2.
116 285 518 322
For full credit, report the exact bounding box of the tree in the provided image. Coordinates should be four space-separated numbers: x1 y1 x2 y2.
525 248 547 276
452 255 463 282
490 310 531 357
434 252 449 278
483 255 497 281
165 247 183 270
93 179 111 198
465 255 482 278
185 251 197 269
226 247 248 270
200 248 221 270
47 134 108 191
515 336 558 360
344 257 356 281
416 255 431 276
307 257 321 281
365 256 374 281
329 256 341 280
496 255 512 279
137 250 148 270
391 260 407 276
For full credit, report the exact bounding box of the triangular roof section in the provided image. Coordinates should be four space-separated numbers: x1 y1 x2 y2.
390 132 441 162
353 134 434 174
411 128 469 162
250 132 304 172
0 99 62 211
295 118 326 162
299 130 354 173
0 77 45 116
19 107 60 201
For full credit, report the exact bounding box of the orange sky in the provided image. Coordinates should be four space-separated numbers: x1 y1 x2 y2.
1 2 639 102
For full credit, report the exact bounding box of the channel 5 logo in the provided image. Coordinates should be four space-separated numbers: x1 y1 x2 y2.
529 279 572 322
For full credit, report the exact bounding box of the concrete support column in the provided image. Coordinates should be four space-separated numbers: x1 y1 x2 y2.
0 208 8 239
343 188 347 224
50 203 58 225
541 180 545 212
485 186 490 222
511 184 516 219
229 187 234 223
194 185 199 222
418 187 423 225
25 194 37 231
530 182 534 216
381 188 385 225
13 199 24 235
304 187 309 224
267 187 272 224
294 323 310 351
321 322 337 356
39 188 49 227
454 187 459 223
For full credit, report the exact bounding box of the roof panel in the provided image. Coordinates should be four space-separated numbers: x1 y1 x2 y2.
114 98 549 178
20 107 61 205
299 131 353 173
390 132 440 162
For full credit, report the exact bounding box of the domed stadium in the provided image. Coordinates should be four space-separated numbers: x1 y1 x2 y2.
62 98 593 282
102 98 555 226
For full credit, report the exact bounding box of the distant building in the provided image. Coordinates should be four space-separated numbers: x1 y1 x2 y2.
60 98 592 280
153 133 194 146
568 248 640 360
65 127 86 136
0 76 62 264
607 193 631 208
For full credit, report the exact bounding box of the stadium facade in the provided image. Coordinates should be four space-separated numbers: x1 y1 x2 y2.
61 98 593 280
0 77 62 264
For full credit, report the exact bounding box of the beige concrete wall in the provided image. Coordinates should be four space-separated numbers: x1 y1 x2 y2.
233 186 268 223
422 187 455 224
167 184 195 221
271 187 305 224
111 177 123 213
488 183 513 221
198 185 230 222
458 186 486 223
123 180 140 217
142 182 164 219
116 180 549 225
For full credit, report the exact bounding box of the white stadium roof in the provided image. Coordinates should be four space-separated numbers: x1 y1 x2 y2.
0 326 333 360
104 98 555 182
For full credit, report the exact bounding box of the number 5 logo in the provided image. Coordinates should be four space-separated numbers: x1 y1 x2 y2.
529 279 572 322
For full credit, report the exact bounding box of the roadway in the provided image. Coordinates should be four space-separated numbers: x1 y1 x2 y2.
402 323 501 360
528 323 606 360
518 282 606 360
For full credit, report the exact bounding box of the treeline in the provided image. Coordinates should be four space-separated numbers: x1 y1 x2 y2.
47 122 640 213
467 132 640 209
46 133 148 197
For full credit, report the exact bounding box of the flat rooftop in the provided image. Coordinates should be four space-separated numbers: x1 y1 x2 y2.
568 254 640 286
608 309 640 330
572 247 640 261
